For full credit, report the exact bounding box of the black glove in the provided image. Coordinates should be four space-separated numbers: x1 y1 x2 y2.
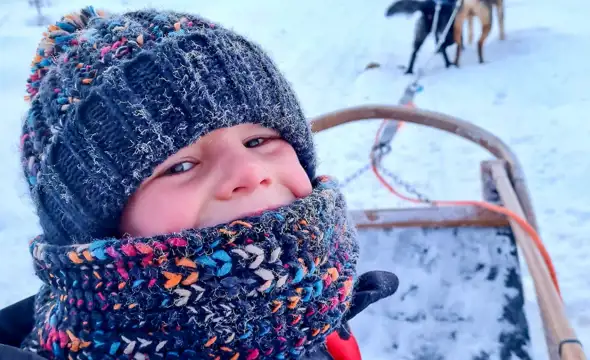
0 345 46 360
346 270 399 322
330 270 399 341
0 296 35 348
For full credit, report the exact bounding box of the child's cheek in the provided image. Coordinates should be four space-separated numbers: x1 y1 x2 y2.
144 189 198 235
122 183 201 237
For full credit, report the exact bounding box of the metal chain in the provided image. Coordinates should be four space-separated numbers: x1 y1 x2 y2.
339 163 372 188
378 166 434 205
338 157 434 206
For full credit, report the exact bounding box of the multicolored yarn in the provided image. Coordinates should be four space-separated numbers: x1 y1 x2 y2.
22 176 360 360
25 6 215 102
20 6 316 246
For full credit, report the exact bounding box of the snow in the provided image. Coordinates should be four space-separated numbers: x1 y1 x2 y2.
1 0 589 358
353 226 528 359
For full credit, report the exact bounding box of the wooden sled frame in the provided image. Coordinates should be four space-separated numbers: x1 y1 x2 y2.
310 105 586 360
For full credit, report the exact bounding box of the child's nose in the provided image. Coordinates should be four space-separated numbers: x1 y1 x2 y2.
214 152 272 200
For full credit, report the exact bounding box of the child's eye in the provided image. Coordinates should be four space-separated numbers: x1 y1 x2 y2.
165 161 196 175
244 137 269 148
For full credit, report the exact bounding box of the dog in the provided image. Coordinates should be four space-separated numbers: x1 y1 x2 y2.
385 0 460 74
453 0 505 66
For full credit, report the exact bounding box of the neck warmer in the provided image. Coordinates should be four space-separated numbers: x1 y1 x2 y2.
21 176 359 360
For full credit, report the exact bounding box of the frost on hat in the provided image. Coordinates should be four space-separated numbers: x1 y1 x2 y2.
21 6 316 245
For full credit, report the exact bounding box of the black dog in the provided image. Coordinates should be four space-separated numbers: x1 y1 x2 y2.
386 0 459 74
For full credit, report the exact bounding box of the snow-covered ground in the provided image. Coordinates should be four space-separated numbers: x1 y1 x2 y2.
1 0 589 358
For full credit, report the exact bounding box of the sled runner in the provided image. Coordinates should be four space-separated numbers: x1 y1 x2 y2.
310 106 586 360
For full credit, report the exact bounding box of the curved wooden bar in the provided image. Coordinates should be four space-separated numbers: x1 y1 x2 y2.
309 105 539 231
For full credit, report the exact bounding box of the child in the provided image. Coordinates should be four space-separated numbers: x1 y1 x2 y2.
0 6 398 360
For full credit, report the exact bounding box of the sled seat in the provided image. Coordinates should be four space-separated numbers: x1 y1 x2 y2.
349 204 532 360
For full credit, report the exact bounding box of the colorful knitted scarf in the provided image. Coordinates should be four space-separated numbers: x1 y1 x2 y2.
21 176 359 360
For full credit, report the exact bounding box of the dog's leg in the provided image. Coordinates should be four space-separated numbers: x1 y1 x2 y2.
406 44 421 75
406 17 429 74
477 23 491 63
453 11 466 67
440 26 455 68
497 0 505 40
477 5 492 63
440 46 452 68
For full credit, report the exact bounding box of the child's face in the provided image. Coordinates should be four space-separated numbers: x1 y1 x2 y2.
119 124 313 237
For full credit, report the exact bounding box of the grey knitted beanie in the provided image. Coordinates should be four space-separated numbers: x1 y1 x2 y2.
21 6 316 246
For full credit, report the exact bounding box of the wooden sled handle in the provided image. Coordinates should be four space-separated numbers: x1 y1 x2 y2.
309 105 539 231
490 161 586 360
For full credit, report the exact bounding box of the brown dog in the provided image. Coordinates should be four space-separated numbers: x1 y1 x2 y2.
453 0 505 66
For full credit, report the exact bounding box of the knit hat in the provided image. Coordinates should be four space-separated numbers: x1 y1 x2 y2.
21 6 316 246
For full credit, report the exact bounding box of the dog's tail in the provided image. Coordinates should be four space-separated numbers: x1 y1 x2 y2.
385 0 427 17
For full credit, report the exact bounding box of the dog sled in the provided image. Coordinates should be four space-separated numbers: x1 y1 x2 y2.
310 105 586 360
